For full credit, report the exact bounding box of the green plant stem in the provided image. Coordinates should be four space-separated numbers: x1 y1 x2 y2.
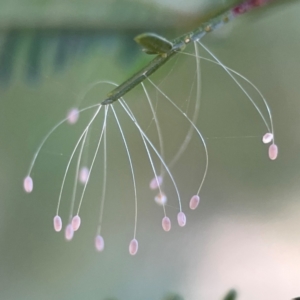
101 0 275 105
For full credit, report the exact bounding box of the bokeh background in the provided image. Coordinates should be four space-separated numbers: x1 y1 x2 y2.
0 1 299 299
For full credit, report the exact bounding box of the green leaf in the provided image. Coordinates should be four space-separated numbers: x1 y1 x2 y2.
134 32 173 55
223 289 237 300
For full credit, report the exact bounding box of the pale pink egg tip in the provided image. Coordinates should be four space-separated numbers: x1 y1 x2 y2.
79 167 89 184
71 215 81 231
149 176 163 190
67 108 79 124
23 176 33 193
268 144 278 160
177 212 186 227
95 235 104 252
262 132 273 144
189 195 200 210
162 216 171 232
154 192 167 206
53 215 62 232
129 239 138 255
65 224 74 241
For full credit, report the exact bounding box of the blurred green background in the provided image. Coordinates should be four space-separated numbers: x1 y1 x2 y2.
0 1 300 299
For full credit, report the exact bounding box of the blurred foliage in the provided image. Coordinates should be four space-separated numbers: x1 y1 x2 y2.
1 0 241 86
0 0 242 30
223 289 237 300
0 0 296 86
106 289 237 299
162 293 184 300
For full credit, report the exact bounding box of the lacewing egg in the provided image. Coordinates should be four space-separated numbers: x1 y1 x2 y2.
154 192 167 206
95 235 105 252
129 239 138 255
262 133 273 144
53 215 62 232
162 217 171 232
65 224 74 241
268 144 278 160
67 108 79 124
23 176 33 193
177 212 187 227
71 215 81 231
149 176 163 190
189 195 200 210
